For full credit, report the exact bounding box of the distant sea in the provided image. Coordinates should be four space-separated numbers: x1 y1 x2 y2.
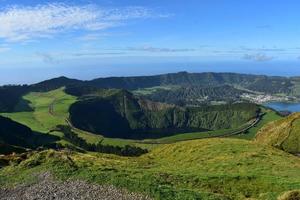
2 60 300 85
263 102 300 113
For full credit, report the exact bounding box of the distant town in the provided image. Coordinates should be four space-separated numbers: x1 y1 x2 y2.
241 93 296 104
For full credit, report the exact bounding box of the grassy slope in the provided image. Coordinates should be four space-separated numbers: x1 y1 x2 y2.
234 107 282 140
1 88 74 133
1 88 278 148
255 112 300 153
0 88 90 144
1 138 300 200
141 107 281 143
0 88 152 148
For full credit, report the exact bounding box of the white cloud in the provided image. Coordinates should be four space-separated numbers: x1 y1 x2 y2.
242 53 274 62
78 33 110 41
127 46 196 53
0 45 10 52
36 52 59 64
0 4 158 42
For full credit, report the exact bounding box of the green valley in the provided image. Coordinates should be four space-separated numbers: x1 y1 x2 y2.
0 72 299 200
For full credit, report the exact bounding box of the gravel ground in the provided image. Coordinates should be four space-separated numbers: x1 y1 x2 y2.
0 173 152 200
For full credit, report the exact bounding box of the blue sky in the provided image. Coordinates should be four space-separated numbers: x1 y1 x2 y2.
1 0 300 84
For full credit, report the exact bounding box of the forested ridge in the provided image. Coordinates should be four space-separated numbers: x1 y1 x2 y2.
0 72 297 112
69 89 259 139
143 85 246 105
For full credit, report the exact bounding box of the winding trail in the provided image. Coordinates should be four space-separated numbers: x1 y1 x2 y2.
0 172 152 200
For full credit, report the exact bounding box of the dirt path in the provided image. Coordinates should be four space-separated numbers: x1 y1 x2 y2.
0 172 152 200
48 98 57 116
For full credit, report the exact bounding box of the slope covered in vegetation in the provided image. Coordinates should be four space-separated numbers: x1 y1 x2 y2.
255 112 300 154
0 116 58 154
141 85 246 106
0 71 298 114
69 89 259 139
87 71 294 94
1 138 300 200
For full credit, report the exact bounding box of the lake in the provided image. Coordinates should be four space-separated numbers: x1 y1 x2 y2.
263 102 300 113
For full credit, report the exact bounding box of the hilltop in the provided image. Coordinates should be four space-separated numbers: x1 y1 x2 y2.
69 89 259 139
1 138 300 200
0 116 58 154
0 72 298 200
1 71 300 113
255 112 300 154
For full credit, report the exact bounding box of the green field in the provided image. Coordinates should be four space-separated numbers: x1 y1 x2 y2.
0 88 156 148
1 88 76 133
0 87 298 200
234 107 283 140
1 88 280 149
1 138 300 200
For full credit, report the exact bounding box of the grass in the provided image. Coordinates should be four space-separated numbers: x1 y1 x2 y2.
0 88 298 199
1 138 300 200
1 88 76 133
141 122 253 144
0 88 282 149
0 88 156 149
234 107 282 140
140 107 281 144
255 112 300 153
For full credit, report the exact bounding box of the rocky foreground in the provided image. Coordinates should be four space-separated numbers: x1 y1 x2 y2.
0 172 152 200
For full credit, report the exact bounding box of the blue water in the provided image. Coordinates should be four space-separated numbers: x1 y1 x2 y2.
263 102 300 113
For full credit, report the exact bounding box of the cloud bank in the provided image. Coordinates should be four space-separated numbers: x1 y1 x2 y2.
242 53 274 62
127 46 196 53
0 3 158 42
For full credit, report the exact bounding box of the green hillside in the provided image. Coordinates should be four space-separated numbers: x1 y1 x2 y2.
69 89 259 139
87 71 294 94
0 74 299 200
0 71 299 115
1 138 300 200
137 85 247 106
0 116 58 154
255 112 300 154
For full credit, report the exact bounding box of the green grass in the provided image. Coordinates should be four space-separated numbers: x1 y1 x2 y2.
255 112 300 153
234 107 282 140
1 88 76 133
0 88 100 146
141 122 253 144
0 88 282 149
1 88 298 199
1 138 300 200
0 88 156 149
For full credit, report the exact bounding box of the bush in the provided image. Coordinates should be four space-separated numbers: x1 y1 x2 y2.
56 125 148 157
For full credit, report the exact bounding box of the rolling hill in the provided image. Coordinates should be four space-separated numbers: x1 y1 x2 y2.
140 85 247 105
255 112 300 154
0 116 58 154
0 73 299 200
69 89 259 139
1 138 300 200
1 71 299 113
87 71 294 94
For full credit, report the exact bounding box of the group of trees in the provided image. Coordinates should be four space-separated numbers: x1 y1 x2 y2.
144 85 245 106
69 88 260 139
56 125 148 157
0 85 31 112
